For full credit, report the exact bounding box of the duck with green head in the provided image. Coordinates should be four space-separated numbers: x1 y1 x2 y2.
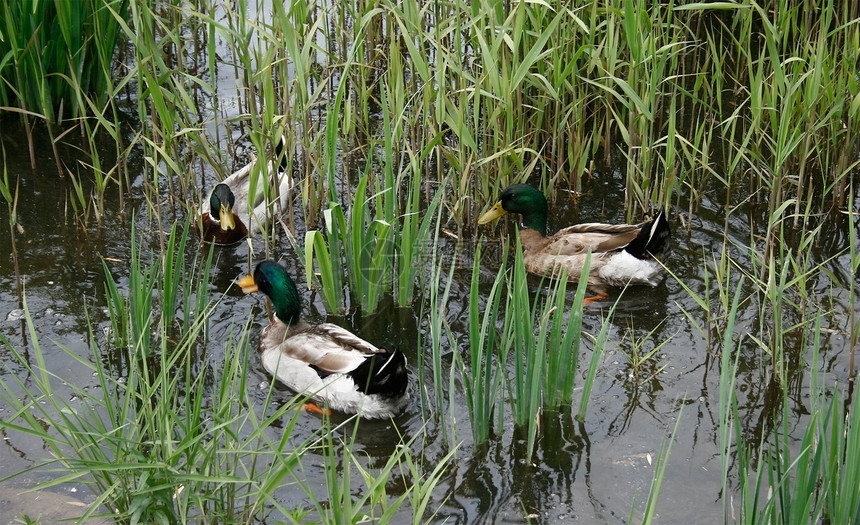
478 184 671 294
200 183 250 245
199 134 292 245
238 260 410 419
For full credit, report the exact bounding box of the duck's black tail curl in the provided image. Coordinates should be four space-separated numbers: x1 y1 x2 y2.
349 350 409 397
624 210 671 260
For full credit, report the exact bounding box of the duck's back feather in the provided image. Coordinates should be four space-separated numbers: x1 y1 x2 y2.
524 224 642 257
278 323 382 374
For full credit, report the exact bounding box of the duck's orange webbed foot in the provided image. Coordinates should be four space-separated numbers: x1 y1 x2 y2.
302 402 332 417
583 291 609 305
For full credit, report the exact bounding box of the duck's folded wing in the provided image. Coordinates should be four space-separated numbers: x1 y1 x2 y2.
279 324 382 374
546 223 642 255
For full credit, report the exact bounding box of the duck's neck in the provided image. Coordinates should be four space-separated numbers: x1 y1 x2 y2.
519 211 548 237
270 280 302 326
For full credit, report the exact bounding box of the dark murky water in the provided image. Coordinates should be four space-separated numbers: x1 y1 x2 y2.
3 121 856 524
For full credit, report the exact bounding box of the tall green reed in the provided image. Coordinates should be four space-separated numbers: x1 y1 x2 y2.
576 284 619 423
102 220 212 358
0 0 127 178
418 211 459 446
504 243 547 458
3 0 860 522
458 235 601 456
584 0 687 214
638 403 684 525
0 295 321 523
2 213 457 523
295 418 455 524
305 175 393 315
726 311 860 523
305 167 442 315
848 188 858 385
396 166 443 307
0 0 126 124
711 236 860 524
0 154 22 307
4 0 858 239
462 239 508 445
0 223 306 522
718 274 747 521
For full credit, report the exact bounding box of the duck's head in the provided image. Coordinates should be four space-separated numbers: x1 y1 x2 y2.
238 260 302 325
210 183 237 231
478 184 548 235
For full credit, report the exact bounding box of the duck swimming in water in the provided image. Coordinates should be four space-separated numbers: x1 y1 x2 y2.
238 260 410 419
478 184 671 293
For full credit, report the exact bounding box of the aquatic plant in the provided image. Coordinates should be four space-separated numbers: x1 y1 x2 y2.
0 0 126 124
305 175 394 315
453 238 603 457
418 211 458 446
724 310 860 523
296 418 456 524
0 154 22 308
462 239 508 445
0 219 451 523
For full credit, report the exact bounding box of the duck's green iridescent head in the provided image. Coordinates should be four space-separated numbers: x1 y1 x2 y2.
478 184 549 235
238 260 302 325
210 183 237 231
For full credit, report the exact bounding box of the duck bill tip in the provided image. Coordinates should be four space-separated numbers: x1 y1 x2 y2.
237 275 258 294
477 202 507 225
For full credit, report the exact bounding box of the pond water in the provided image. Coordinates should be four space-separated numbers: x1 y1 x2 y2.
2 117 855 524
2 2 860 521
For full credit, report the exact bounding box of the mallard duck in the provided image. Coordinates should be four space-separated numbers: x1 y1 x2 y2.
238 260 410 419
199 136 292 245
478 184 671 291
200 183 250 245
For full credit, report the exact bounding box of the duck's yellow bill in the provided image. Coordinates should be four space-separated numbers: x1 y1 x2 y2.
477 201 507 225
219 204 236 231
237 275 258 294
